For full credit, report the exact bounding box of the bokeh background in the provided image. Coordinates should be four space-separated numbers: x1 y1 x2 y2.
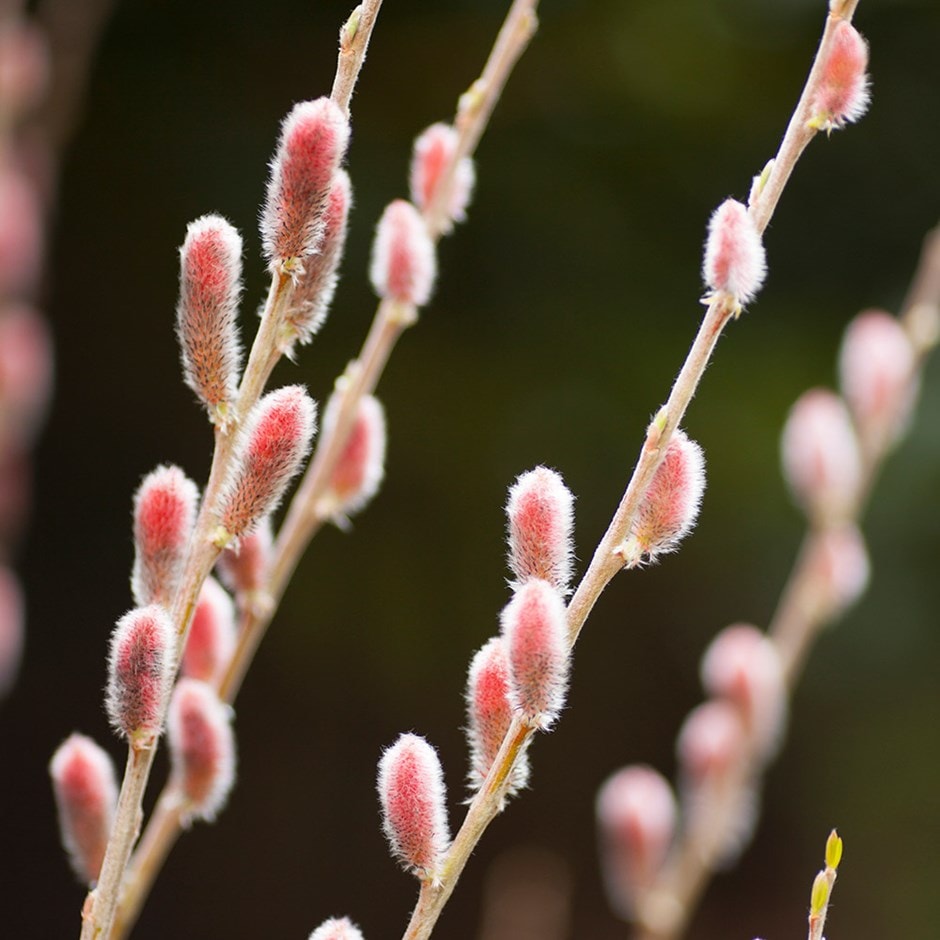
3 0 940 936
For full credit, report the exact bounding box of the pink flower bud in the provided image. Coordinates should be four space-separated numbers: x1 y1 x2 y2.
596 765 677 917
0 164 42 296
131 465 199 607
809 22 870 132
261 98 350 272
465 636 530 796
630 429 706 562
283 170 352 350
0 303 54 446
49 733 118 885
501 579 569 730
176 215 243 427
781 389 862 524
369 199 436 307
410 123 475 234
0 21 50 119
839 309 917 449
216 515 273 606
308 917 365 940
810 523 870 621
702 199 766 306
0 565 24 697
676 700 745 782
701 625 786 758
318 391 386 522
217 386 317 545
181 576 236 684
377 733 450 879
167 678 236 822
506 466 575 594
106 605 175 746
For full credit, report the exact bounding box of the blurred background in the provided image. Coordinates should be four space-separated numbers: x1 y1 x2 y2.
2 0 939 936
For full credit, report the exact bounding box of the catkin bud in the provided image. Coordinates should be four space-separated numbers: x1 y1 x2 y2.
410 123 475 234
49 733 118 885
676 699 746 783
781 389 861 524
839 309 917 449
596 765 677 918
106 605 175 747
465 636 530 796
501 579 569 730
0 565 24 697
628 428 706 563
181 576 237 684
0 165 42 296
283 170 352 351
216 515 273 609
0 303 54 447
131 464 199 607
167 678 236 822
702 199 766 307
369 199 436 307
308 918 365 940
809 523 870 622
506 466 575 594
216 386 317 546
809 21 870 132
377 733 449 880
261 98 350 272
176 215 244 427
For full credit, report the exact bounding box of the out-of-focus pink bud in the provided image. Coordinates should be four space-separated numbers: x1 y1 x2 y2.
106 605 175 747
308 917 365 940
216 386 316 546
0 164 42 295
628 429 706 563
283 170 352 351
839 309 918 450
0 304 53 446
465 636 530 796
0 21 49 118
316 391 386 523
809 22 870 133
0 565 23 697
176 215 243 427
377 733 450 880
810 523 870 622
702 199 766 307
369 199 436 308
596 765 677 917
261 98 350 273
131 465 199 607
701 625 786 758
216 515 273 608
181 576 236 685
49 733 118 885
676 700 746 782
501 579 569 730
167 678 236 822
410 123 475 234
781 389 862 524
506 466 575 594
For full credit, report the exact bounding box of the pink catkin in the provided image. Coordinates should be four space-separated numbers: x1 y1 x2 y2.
369 199 436 307
0 164 42 296
167 678 236 822
308 918 365 940
506 466 575 594
676 700 746 782
217 385 316 544
284 170 352 349
501 579 569 730
377 733 449 879
106 605 175 746
0 564 23 697
176 215 243 425
780 388 862 523
131 464 199 607
465 636 530 795
811 523 870 621
0 303 54 446
181 576 237 685
410 123 475 233
631 429 706 561
319 391 387 520
49 733 118 885
216 515 273 601
261 98 350 270
0 20 50 119
810 21 870 131
702 198 766 306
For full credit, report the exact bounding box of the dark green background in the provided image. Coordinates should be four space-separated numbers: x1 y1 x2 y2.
4 0 940 937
